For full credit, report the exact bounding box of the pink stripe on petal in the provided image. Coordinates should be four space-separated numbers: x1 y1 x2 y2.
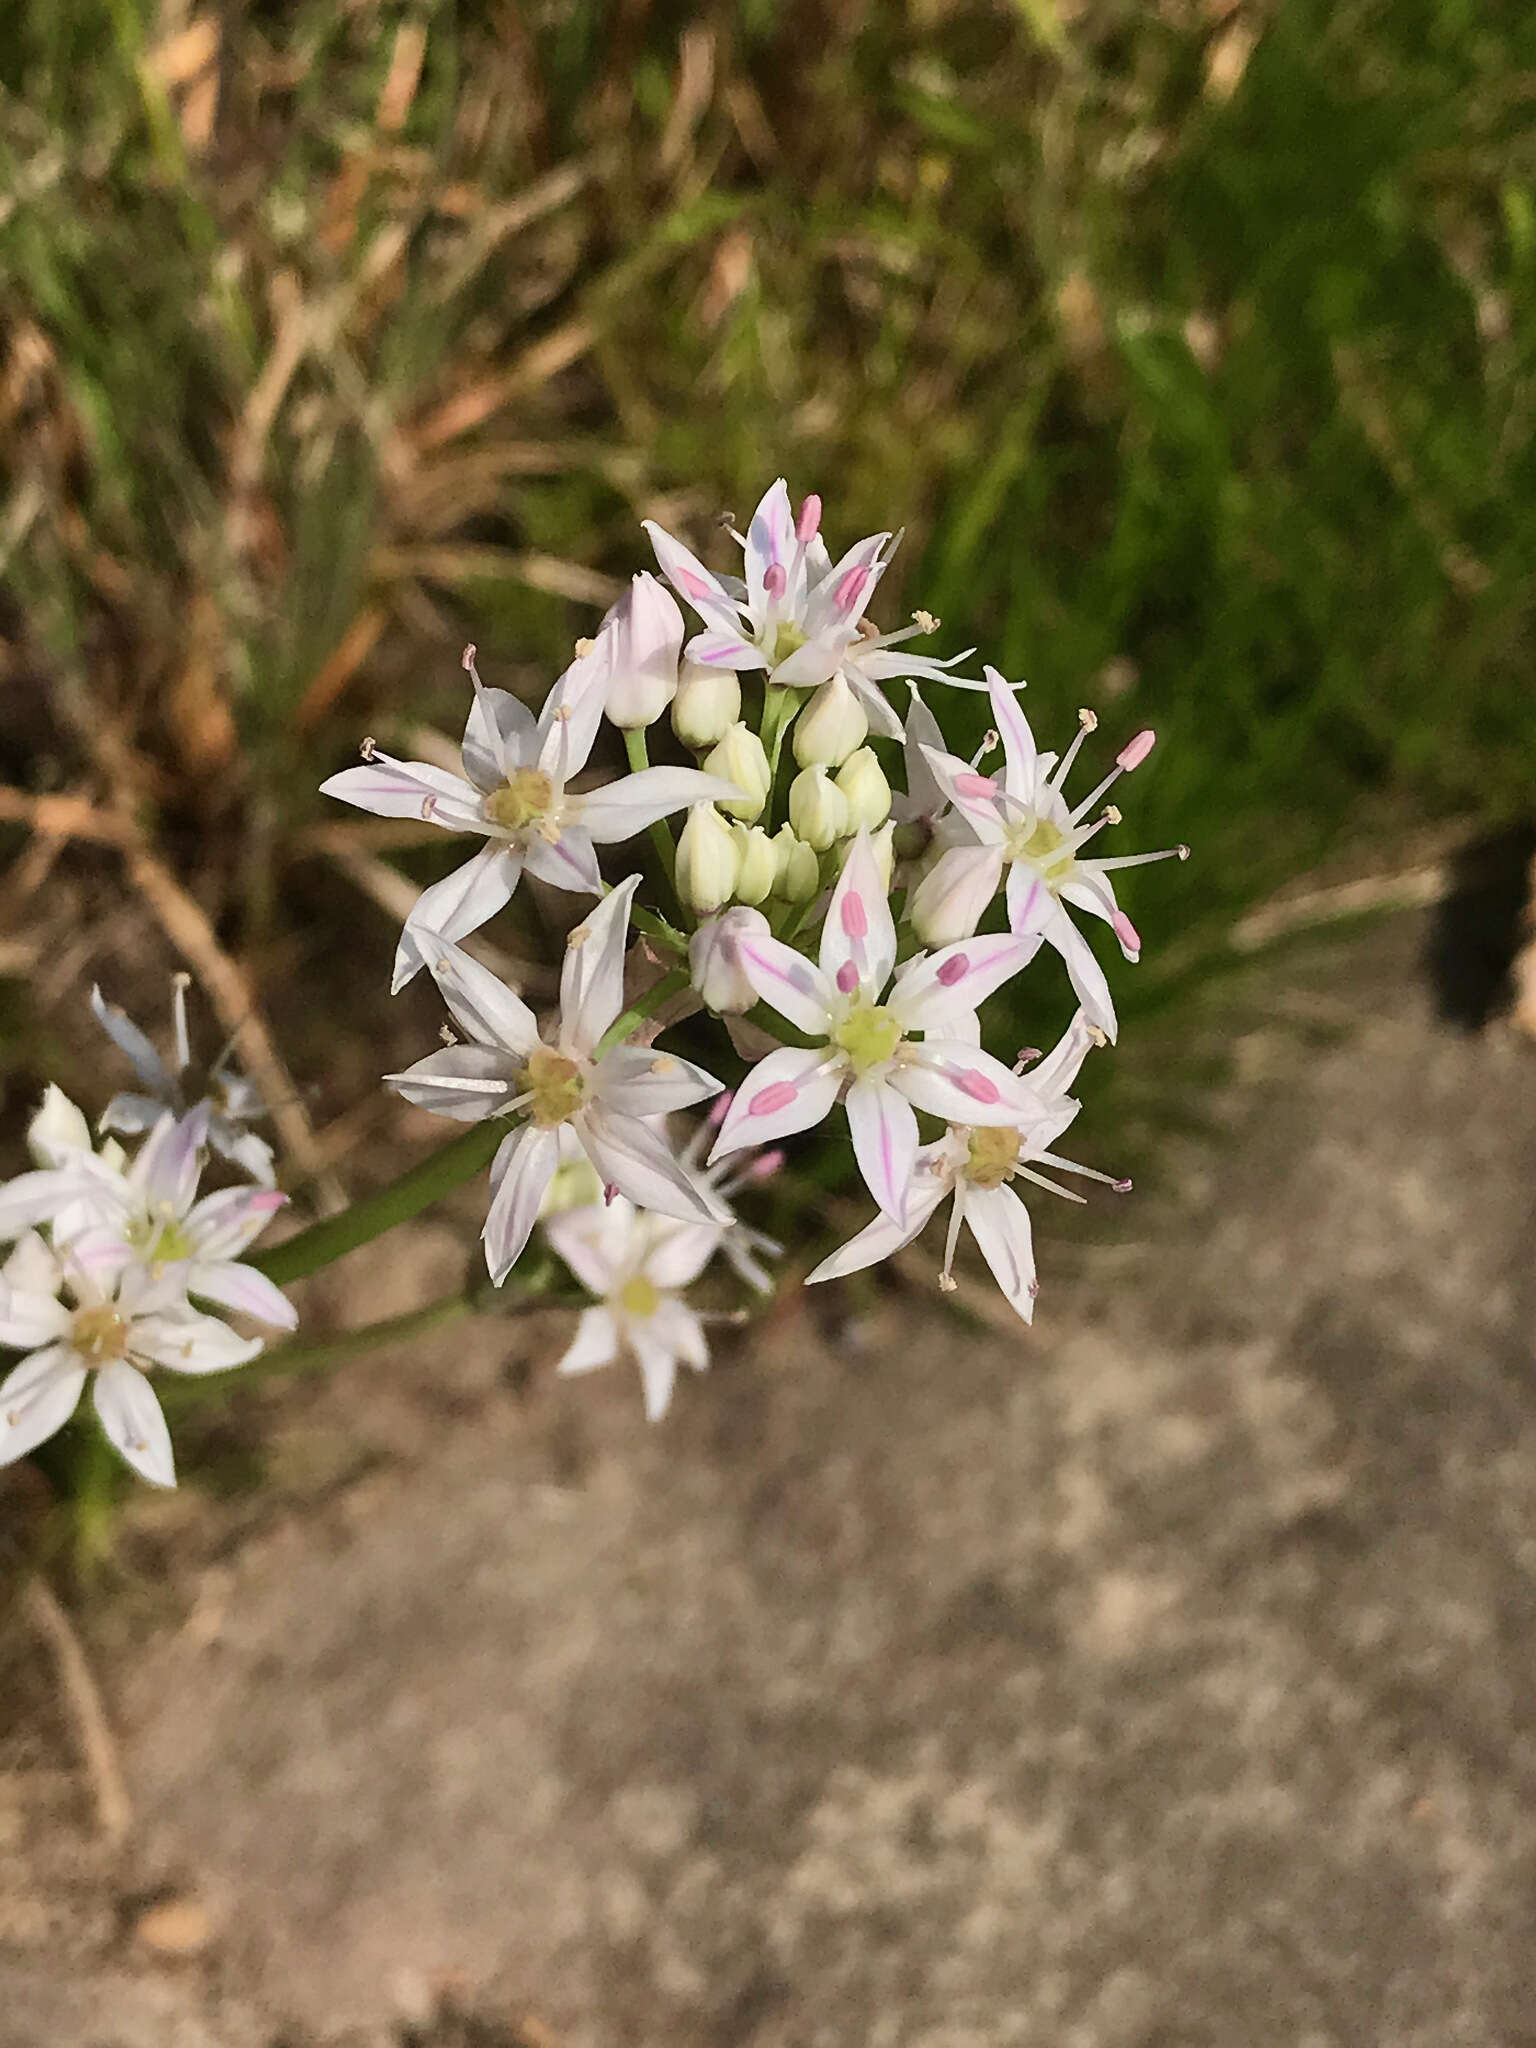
955 772 997 799
957 1069 1002 1104
836 961 859 994
840 893 868 938
1116 729 1156 771
750 1081 799 1117
936 953 969 987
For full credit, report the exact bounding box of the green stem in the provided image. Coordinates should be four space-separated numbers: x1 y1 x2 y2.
623 728 680 902
596 966 690 1053
761 684 799 780
631 905 691 960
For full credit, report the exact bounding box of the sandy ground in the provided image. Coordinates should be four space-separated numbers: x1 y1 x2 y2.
2 908 1536 2047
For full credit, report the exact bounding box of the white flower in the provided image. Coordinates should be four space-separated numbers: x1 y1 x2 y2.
710 832 1045 1224
911 667 1188 1041
600 572 685 729
0 1230 267 1486
544 1196 721 1421
806 1013 1126 1319
320 644 740 990
387 877 730 1283
90 978 275 1183
676 802 741 914
689 906 771 1015
644 479 979 741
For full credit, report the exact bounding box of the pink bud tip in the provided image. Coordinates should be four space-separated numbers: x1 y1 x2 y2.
957 1069 1001 1105
750 1148 786 1179
1112 911 1141 955
763 562 787 599
708 1090 734 1127
955 772 998 800
840 892 868 938
836 960 860 995
797 494 822 543
834 566 870 615
1116 728 1156 772
749 1080 799 1118
677 569 714 602
1113 1177 1133 1194
936 954 969 987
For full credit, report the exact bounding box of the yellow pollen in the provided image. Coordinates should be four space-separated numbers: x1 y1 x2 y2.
72 1304 129 1366
619 1274 660 1319
831 1001 903 1075
965 1126 1021 1189
520 1045 585 1127
483 767 554 832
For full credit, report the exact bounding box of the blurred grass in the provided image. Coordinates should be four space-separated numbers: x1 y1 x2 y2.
1 0 1533 1059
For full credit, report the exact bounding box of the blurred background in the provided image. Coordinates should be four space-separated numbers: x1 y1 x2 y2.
2 3 1536 2044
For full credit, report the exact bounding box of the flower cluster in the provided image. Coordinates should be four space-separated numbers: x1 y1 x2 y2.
1 478 1186 1474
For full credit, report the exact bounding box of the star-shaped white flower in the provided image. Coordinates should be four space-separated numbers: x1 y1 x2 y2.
544 1195 722 1421
0 1230 267 1486
321 642 740 989
91 977 276 1184
388 876 731 1284
911 667 1188 1041
709 832 1045 1224
644 479 978 741
806 1013 1127 1321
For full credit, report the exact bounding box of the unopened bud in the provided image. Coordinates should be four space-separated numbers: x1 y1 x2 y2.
28 1083 92 1167
730 823 777 905
792 672 867 768
908 846 995 946
701 722 772 822
788 764 848 851
833 747 892 832
600 571 683 729
671 661 741 749
689 906 770 1015
676 803 740 914
769 825 821 904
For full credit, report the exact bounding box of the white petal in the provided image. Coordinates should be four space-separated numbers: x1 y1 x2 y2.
841 667 905 738
1017 889 1117 1043
557 1306 621 1377
890 1042 1047 1127
93 1362 176 1486
843 1078 919 1225
319 759 484 827
182 1185 286 1261
0 1347 86 1465
208 1122 278 1187
737 935 835 1036
641 1218 724 1291
386 1044 520 1121
684 629 769 672
392 845 523 992
906 844 1004 948
576 768 744 844
538 638 611 783
99 1092 168 1138
770 636 843 689
900 687 949 816
964 1184 1037 1324
642 520 747 636
0 1168 82 1241
649 1296 709 1371
462 681 537 790
130 1309 264 1374
628 1325 681 1421
130 1105 207 1216
521 823 603 894
819 830 898 998
804 1172 944 1283
709 1045 843 1159
484 1125 559 1284
744 477 795 614
889 932 1039 1035
593 1044 723 1119
0 1284 70 1349
578 1105 727 1224
986 667 1043 807
543 1199 636 1294
1026 1012 1100 1100
3 1231 59 1295
803 531 890 638
187 1260 298 1330
560 874 640 1056
917 745 1009 844
425 936 542 1055
89 988 168 1092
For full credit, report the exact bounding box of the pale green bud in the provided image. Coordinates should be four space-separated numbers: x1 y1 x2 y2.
788 765 848 852
833 746 892 833
779 835 822 904
671 661 741 749
27 1083 92 1168
791 672 867 768
675 802 741 914
702 721 772 822
730 823 777 906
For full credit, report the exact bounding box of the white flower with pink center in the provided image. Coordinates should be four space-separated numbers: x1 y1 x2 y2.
709 832 1045 1225
643 478 978 741
806 1013 1128 1320
320 642 740 990
910 667 1189 1041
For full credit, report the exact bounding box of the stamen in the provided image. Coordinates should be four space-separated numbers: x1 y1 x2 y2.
969 732 999 770
360 736 378 761
836 961 860 995
603 1181 620 1205
941 1187 966 1289
763 563 786 600
1091 846 1190 871
749 1080 800 1117
573 636 596 657
1018 1166 1088 1204
1116 729 1156 772
1012 1046 1042 1072
796 495 821 543
912 610 939 634
708 1090 733 1128
1048 708 1099 793
936 954 970 988
170 972 192 1075
1112 910 1141 955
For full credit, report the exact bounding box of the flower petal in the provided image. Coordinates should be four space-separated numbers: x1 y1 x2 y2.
1014 884 1118 1043
593 1044 723 1119
917 745 1009 844
131 1308 265 1374
93 1361 175 1486
462 681 537 791
628 1326 680 1422
803 531 891 638
188 1260 298 1330
537 638 610 784
393 845 523 992
684 629 769 672
484 1125 560 1284
560 874 640 1056
184 1184 288 1260
736 936 835 1036
0 1346 85 1465
805 1171 944 1284
889 1041 1046 1127
905 844 1005 949
578 1106 728 1224
319 759 484 828
643 520 747 636
385 1044 521 1121
649 1296 709 1372
425 936 542 1055
131 1106 208 1217
1026 1012 1100 1101
543 1199 635 1294
820 831 897 998
841 667 905 737
709 1045 843 1159
985 666 1042 808
744 477 795 616
210 1123 278 1187
89 986 168 1092
889 932 1039 1035
0 1169 83 1242
556 1306 621 1376
963 1183 1037 1324
844 1077 918 1225
640 1217 724 1291
101 1092 171 1138
576 767 745 844
0 1284 69 1349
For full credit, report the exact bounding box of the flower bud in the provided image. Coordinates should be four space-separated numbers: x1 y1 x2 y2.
781 837 822 903
869 820 895 892
908 845 996 946
601 572 684 729
791 672 867 768
689 906 771 1015
702 722 772 822
730 823 777 906
676 802 742 915
28 1084 92 1167
833 746 892 832
671 661 741 748
788 764 848 852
